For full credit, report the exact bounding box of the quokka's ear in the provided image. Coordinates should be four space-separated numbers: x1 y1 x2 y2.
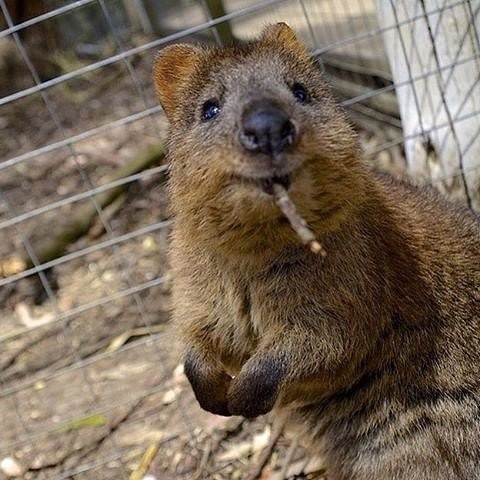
260 23 305 51
153 44 202 120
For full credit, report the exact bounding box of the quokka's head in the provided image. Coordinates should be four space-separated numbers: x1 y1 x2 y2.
154 23 366 253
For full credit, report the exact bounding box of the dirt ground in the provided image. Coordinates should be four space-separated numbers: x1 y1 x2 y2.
0 29 407 479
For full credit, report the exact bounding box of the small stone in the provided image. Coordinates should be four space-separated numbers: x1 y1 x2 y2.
29 409 41 420
0 457 24 477
102 271 114 281
142 236 157 251
161 387 180 405
30 454 46 470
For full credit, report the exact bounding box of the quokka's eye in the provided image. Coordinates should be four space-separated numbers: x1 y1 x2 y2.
201 99 221 121
291 83 309 103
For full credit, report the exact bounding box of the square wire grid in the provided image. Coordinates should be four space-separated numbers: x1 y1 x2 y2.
0 1 478 479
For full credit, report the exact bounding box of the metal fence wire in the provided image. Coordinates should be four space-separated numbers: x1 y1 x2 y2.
0 0 479 479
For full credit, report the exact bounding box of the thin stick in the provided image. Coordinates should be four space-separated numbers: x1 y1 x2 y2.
272 184 327 256
245 418 286 480
279 438 299 479
191 417 245 480
129 442 161 480
191 439 212 480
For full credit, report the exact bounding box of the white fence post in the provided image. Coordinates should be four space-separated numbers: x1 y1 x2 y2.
376 0 480 210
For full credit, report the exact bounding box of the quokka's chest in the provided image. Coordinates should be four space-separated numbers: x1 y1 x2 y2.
205 283 259 372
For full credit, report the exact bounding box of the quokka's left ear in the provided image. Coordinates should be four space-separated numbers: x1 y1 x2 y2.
260 23 307 53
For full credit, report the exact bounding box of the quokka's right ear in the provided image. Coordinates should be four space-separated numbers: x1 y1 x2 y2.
153 44 202 120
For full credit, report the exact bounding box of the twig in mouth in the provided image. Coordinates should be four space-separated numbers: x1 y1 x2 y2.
272 183 327 256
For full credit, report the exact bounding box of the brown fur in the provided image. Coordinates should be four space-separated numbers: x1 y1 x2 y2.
153 24 480 479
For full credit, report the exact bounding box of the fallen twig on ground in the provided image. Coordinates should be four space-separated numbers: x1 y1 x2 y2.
26 393 147 474
245 417 286 480
130 442 161 480
191 417 245 480
279 438 299 479
0 143 165 280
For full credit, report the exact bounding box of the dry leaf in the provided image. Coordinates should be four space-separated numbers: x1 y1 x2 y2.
15 303 54 328
253 426 271 452
218 426 270 462
218 441 252 462
0 257 25 277
106 325 165 353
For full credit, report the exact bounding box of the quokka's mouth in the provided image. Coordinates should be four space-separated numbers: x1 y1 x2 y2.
260 175 291 194
232 171 294 195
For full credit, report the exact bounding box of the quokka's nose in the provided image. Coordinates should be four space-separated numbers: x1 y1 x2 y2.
239 103 296 155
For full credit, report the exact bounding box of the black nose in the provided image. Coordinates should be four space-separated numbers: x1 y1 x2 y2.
239 104 296 155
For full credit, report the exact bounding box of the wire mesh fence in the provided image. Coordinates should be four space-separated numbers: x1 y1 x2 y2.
0 0 479 479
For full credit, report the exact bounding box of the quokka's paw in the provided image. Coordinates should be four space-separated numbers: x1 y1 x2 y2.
227 356 284 418
184 350 232 416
